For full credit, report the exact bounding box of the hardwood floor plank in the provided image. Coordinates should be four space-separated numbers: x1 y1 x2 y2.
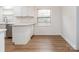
5 35 76 52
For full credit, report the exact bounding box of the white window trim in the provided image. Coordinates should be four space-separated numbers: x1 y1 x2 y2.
37 9 51 26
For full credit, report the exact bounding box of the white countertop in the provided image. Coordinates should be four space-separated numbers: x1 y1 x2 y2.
0 22 6 24
0 22 16 25
12 23 36 26
0 29 7 32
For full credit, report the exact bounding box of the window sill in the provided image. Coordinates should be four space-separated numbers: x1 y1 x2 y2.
37 23 51 26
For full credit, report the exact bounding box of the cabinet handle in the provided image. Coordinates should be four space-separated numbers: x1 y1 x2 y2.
3 16 8 23
3 18 5 22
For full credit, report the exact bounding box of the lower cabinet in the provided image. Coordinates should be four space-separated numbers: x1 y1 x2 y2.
12 25 34 45
0 32 5 52
6 24 12 38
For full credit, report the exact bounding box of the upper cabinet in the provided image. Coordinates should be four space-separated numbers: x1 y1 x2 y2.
14 7 22 16
14 6 35 17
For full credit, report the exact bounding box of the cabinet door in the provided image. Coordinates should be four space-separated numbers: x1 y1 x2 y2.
14 6 22 16
0 32 5 52
27 7 34 16
22 6 34 16
22 6 28 16
14 6 34 17
6 24 12 37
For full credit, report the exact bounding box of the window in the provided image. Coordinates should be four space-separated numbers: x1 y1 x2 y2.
37 9 51 26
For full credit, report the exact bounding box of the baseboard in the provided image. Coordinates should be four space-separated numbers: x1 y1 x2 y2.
61 33 77 50
14 38 31 45
33 35 61 36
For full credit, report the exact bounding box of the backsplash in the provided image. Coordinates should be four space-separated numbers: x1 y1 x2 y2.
15 17 36 23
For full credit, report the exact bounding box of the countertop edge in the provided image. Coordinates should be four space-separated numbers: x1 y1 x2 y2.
0 29 7 32
12 23 36 26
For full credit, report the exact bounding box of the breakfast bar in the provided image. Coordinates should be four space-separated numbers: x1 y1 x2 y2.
12 23 35 45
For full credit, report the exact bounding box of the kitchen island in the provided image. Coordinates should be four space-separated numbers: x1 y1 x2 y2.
12 23 35 45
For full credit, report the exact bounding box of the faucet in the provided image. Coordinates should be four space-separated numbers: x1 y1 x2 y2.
3 16 8 24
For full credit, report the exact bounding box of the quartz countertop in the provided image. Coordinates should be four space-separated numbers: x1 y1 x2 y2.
12 23 36 26
0 22 6 24
0 22 16 25
0 29 7 32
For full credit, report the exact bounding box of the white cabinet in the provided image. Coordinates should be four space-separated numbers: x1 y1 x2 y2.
27 7 35 16
22 7 28 16
12 24 34 45
0 29 6 52
14 7 22 16
14 6 34 17
0 32 5 52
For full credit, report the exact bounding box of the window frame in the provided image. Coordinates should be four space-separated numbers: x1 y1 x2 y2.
37 9 51 26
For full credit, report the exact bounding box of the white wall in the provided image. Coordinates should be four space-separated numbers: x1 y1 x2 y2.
14 6 36 23
76 7 79 49
15 17 35 23
62 6 77 49
16 6 62 35
0 7 3 22
34 6 62 35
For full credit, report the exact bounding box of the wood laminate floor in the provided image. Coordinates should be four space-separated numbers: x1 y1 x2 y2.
5 35 76 52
